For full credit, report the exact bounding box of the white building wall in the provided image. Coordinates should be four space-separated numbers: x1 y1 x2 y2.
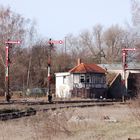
73 74 85 88
55 72 108 98
55 72 72 98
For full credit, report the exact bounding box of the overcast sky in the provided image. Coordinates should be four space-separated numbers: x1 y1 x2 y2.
0 0 133 39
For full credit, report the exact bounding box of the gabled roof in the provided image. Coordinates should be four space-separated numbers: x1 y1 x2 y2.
106 73 120 86
69 63 106 74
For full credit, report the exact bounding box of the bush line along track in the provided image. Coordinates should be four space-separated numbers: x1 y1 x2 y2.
0 99 128 121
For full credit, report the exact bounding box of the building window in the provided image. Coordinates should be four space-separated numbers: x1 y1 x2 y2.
92 75 106 84
86 75 90 83
95 76 101 84
100 76 106 83
103 76 106 83
80 75 85 83
95 77 98 83
92 76 95 83
63 76 66 84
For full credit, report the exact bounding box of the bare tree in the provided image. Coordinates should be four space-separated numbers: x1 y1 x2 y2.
93 24 105 63
64 34 89 65
0 6 37 91
103 25 125 63
130 0 140 61
131 0 140 26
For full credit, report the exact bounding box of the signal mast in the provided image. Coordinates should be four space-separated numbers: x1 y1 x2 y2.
5 39 21 102
121 48 136 101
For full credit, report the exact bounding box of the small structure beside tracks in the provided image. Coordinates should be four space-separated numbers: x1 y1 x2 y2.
55 59 107 99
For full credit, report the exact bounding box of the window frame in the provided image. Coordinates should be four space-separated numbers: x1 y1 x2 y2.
80 75 85 83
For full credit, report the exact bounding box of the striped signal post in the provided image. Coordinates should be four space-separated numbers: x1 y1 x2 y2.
5 45 10 102
47 38 53 103
5 39 21 102
121 48 136 102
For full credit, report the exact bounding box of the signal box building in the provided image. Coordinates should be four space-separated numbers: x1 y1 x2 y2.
55 61 107 99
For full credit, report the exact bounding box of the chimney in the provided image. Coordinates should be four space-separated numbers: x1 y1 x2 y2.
77 58 81 65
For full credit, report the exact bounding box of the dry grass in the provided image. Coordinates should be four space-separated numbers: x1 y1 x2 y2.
129 99 140 121
0 104 140 140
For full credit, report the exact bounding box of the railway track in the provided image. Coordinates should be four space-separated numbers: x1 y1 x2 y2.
0 99 128 121
0 98 119 105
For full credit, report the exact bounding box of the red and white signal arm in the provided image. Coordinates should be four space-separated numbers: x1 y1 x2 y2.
122 48 136 51
5 40 21 44
48 40 64 44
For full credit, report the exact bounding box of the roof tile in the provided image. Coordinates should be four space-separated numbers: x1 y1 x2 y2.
69 63 106 73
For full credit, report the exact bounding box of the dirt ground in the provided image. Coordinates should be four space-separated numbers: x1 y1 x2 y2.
0 104 140 140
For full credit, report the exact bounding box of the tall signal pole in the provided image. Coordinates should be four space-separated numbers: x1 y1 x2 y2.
121 48 136 102
47 38 53 103
64 36 67 70
5 44 10 102
5 40 21 102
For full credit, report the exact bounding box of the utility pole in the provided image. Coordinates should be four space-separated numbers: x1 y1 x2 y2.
64 36 67 70
47 38 53 103
5 39 21 102
64 36 67 55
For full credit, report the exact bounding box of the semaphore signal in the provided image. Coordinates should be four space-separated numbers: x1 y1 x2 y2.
5 39 21 102
121 47 136 102
5 40 21 44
